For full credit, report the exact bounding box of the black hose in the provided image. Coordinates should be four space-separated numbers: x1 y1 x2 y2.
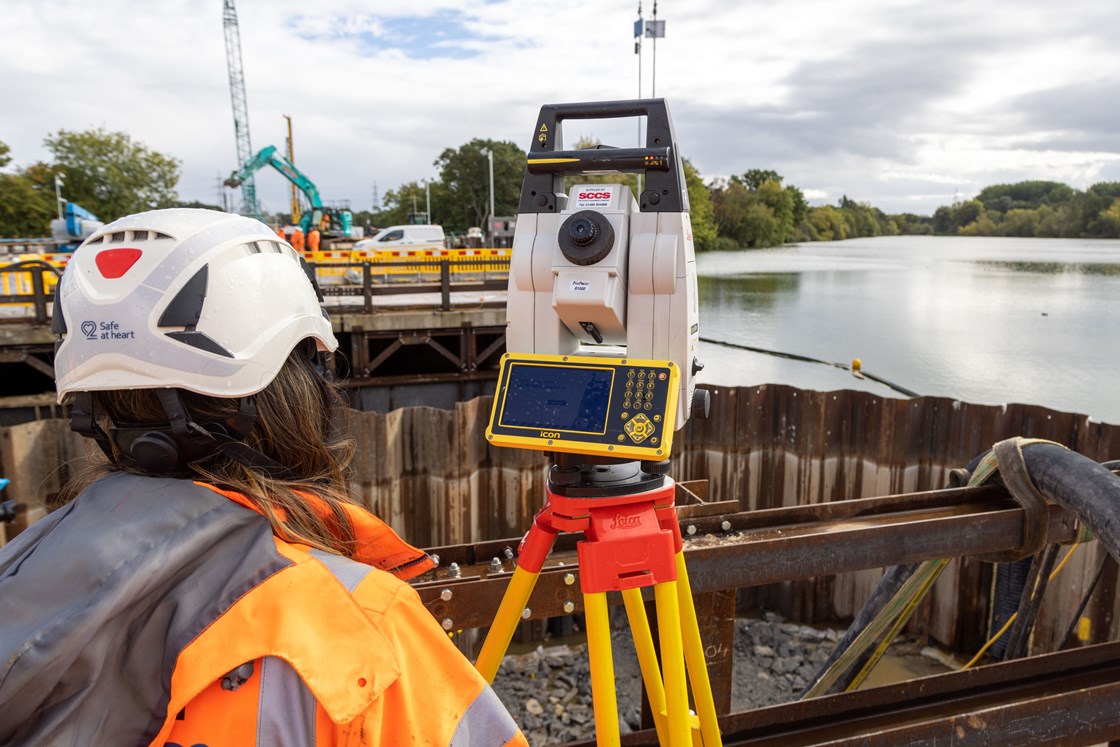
988 557 1033 660
800 443 1120 697
1022 444 1120 562
1003 544 1060 660
976 445 1120 662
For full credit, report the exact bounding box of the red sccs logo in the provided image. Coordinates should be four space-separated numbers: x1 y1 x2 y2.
578 191 612 200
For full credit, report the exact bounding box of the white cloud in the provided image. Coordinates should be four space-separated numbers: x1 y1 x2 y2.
2 0 1119 218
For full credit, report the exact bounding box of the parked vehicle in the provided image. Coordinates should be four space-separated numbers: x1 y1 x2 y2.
354 225 446 252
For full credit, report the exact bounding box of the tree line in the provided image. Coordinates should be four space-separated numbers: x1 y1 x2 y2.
930 181 1120 239
3 127 1119 247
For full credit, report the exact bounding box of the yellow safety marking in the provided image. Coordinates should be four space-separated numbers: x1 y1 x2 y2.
527 158 581 165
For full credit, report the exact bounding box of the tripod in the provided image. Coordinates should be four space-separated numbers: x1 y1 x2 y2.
475 458 722 746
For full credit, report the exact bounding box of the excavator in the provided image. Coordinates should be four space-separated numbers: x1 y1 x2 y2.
225 145 353 239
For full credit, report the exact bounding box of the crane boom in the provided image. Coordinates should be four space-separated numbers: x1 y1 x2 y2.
222 0 259 217
225 146 352 237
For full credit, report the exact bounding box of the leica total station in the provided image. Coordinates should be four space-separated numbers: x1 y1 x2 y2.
477 98 718 747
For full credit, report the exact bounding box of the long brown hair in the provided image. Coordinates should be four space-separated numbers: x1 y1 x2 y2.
56 347 359 556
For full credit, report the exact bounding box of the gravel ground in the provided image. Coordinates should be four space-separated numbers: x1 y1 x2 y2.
490 611 940 746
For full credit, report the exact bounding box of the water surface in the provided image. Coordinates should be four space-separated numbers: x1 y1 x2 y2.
695 236 1120 424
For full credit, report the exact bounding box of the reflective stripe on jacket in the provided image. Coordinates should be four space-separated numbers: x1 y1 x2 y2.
0 472 524 746
160 532 525 746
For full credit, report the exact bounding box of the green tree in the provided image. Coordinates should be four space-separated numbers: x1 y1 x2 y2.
755 180 797 243
709 170 804 249
1095 199 1120 238
709 178 751 246
682 158 716 252
43 128 180 220
891 213 933 235
740 202 780 247
1000 208 1039 237
932 205 954 234
0 173 56 237
977 181 1076 212
433 138 522 232
734 169 783 191
805 205 848 241
372 181 425 227
1089 182 1120 200
0 141 57 237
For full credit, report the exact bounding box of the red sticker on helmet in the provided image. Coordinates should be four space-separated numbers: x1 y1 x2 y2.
95 248 143 279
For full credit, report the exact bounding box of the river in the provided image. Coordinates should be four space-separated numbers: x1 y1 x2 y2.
694 235 1120 425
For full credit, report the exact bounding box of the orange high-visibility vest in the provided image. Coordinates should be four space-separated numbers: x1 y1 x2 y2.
155 484 526 747
308 228 321 252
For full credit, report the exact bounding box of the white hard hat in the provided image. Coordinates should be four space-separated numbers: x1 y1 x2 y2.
53 208 338 403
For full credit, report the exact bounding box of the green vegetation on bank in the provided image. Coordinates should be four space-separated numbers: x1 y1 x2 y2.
708 174 1120 250
2 129 1118 248
932 181 1120 239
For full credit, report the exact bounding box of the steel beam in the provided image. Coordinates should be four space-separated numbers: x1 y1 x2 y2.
414 484 1080 630
596 641 1120 746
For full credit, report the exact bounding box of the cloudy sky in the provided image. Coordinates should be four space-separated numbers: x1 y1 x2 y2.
4 0 1119 217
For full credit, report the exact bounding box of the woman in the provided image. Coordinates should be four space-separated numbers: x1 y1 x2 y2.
0 208 525 746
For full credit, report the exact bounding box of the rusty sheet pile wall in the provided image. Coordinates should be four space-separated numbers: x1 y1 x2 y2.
3 383 1119 654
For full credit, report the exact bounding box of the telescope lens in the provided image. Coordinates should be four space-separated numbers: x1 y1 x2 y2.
558 210 615 266
567 217 598 246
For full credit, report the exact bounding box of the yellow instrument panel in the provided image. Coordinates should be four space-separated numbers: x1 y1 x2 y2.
486 353 680 460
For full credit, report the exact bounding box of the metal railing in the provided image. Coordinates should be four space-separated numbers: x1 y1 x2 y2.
313 257 510 313
0 257 510 323
0 261 62 324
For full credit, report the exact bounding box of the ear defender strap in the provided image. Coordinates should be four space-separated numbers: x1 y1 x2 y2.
68 392 116 462
92 389 295 478
122 389 216 473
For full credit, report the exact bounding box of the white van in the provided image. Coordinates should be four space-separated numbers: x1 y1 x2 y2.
354 224 445 253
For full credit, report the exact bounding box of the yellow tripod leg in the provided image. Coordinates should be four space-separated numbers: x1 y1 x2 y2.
475 566 539 683
676 552 722 746
654 580 692 746
585 591 621 746
621 588 668 745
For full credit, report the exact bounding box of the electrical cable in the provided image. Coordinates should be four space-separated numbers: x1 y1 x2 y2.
962 540 1083 670
1058 553 1109 651
801 559 950 697
1003 543 1060 660
844 558 946 691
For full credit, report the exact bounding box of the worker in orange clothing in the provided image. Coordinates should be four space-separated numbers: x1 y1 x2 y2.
308 226 321 252
0 208 526 747
276 225 286 240
290 225 305 252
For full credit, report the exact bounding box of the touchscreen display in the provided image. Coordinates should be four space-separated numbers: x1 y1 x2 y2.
499 363 613 434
